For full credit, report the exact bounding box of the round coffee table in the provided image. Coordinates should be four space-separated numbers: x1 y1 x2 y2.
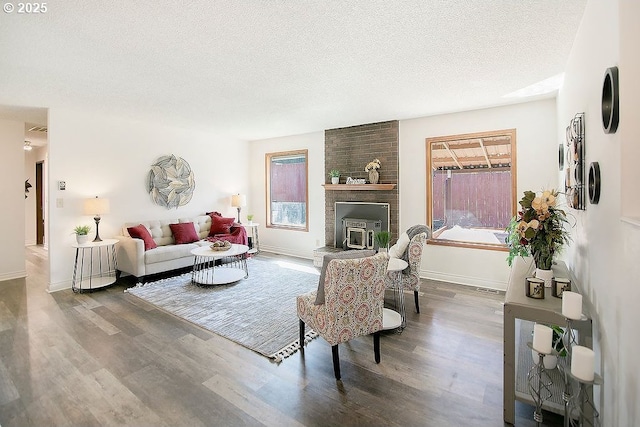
190 244 249 285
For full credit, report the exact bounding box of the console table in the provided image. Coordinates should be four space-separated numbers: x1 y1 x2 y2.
503 257 593 425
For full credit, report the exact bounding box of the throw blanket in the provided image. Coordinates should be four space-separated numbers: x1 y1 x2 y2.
401 224 431 273
207 225 248 245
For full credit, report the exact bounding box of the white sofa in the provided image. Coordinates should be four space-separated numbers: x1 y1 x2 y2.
116 215 214 282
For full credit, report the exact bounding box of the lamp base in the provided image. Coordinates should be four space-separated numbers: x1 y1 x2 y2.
236 207 242 224
93 216 103 242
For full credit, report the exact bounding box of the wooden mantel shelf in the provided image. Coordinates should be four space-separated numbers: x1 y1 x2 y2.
322 184 396 191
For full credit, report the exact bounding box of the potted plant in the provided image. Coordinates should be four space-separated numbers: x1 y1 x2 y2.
329 169 340 184
73 225 91 245
374 231 391 253
505 189 571 287
247 214 254 224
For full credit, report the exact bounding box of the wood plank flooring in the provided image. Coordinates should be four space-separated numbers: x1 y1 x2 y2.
0 246 564 426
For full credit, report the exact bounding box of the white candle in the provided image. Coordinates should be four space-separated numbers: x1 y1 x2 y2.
562 291 583 320
571 345 595 382
532 324 553 354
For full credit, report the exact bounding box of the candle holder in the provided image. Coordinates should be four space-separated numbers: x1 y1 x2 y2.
526 277 545 299
558 315 590 427
527 342 555 426
552 277 572 298
567 372 602 427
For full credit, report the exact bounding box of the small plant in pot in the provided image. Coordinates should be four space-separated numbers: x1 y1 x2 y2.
73 225 92 245
247 214 254 224
374 231 391 253
329 169 340 184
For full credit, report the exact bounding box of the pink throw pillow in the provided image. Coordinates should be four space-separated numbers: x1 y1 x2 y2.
169 222 199 244
127 224 157 250
209 214 235 235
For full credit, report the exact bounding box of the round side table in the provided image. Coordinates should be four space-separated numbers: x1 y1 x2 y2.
241 222 260 254
71 238 118 293
386 257 409 329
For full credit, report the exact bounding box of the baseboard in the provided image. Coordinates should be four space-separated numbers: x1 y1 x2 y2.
420 268 507 292
47 280 71 293
0 270 27 282
259 245 313 262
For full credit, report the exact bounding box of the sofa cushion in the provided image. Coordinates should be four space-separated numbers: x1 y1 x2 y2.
209 214 235 235
144 243 199 265
315 250 376 305
170 222 200 244
180 215 211 240
127 224 157 250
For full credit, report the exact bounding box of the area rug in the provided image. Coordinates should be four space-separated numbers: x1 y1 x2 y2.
125 258 319 362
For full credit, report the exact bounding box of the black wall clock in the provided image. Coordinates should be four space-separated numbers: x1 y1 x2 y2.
558 143 564 171
588 162 601 204
602 66 619 134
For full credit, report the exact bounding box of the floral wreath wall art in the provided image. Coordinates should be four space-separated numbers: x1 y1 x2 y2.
147 154 195 209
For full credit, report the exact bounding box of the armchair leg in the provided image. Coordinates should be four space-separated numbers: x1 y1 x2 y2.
373 331 381 364
332 345 341 380
299 319 305 349
414 290 420 313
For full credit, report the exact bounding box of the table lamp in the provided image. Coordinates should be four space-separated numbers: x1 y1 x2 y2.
84 196 110 242
231 194 246 223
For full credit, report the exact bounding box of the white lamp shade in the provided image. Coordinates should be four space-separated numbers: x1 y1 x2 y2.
231 194 246 208
84 197 110 215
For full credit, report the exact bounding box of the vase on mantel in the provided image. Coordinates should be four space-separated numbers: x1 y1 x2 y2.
368 169 379 184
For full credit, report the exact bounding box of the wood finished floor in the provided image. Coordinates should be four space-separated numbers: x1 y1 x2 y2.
0 246 564 426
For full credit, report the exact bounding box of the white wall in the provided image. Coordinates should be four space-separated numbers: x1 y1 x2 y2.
248 131 325 259
46 107 249 291
558 0 639 424
399 99 559 290
0 118 26 281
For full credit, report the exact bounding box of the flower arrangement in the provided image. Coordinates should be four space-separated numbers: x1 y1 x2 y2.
506 189 571 270
364 158 381 172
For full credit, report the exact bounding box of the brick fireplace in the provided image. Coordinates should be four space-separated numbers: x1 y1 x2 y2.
324 120 399 247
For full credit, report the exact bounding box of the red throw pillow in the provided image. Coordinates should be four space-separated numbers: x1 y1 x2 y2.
169 222 199 244
209 214 235 235
127 224 157 251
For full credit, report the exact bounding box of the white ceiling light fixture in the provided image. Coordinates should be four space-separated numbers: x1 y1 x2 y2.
503 73 565 99
23 140 33 151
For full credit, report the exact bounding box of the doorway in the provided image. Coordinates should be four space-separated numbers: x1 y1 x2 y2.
36 161 44 245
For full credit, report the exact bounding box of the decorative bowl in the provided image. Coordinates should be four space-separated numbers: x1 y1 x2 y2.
210 241 231 251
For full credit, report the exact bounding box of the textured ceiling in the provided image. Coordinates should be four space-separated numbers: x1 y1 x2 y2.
0 1 586 141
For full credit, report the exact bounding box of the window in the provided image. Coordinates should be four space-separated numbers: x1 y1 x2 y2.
266 150 308 231
426 129 516 250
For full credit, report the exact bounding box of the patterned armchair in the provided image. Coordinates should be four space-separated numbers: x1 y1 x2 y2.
297 252 388 380
385 232 428 313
